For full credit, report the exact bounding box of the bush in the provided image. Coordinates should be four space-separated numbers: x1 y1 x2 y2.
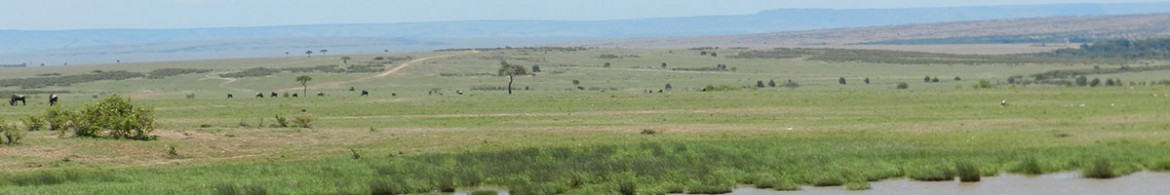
292 115 316 128
44 107 73 131
907 164 954 181
469 191 499 195
273 115 289 128
973 80 993 89
955 161 981 182
845 181 870 191
1150 159 1170 171
811 173 846 186
896 82 910 89
1083 159 1118 179
1 121 24 145
1010 158 1045 175
21 115 46 131
69 96 156 140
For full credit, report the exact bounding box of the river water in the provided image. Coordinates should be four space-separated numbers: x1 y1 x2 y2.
449 172 1170 195
733 172 1170 195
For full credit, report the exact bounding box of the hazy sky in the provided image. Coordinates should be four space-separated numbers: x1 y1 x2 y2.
1 0 1165 30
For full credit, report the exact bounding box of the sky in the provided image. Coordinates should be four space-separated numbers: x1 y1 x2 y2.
1 0 1166 30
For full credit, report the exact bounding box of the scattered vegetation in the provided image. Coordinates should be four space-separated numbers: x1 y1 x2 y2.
1045 38 1170 60
955 161 981 182
21 115 46 131
0 120 24 145
292 115 316 128
736 47 1121 65
146 68 211 79
0 71 145 89
67 96 157 140
1083 159 1118 179
219 65 383 78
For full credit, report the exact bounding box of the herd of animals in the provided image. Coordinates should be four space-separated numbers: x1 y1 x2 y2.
227 87 374 99
6 86 470 107
7 94 57 106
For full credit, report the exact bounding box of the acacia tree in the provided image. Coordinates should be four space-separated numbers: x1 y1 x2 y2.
497 61 528 95
305 50 313 58
296 75 312 95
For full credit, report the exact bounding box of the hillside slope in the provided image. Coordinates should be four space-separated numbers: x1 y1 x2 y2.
575 13 1170 49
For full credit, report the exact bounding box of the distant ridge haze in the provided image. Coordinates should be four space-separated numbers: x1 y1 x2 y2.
4 2 1170 65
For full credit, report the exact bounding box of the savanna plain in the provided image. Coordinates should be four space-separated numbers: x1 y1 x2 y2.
1 45 1170 194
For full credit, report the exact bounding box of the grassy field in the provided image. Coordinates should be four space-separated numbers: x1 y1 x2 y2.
1 47 1170 194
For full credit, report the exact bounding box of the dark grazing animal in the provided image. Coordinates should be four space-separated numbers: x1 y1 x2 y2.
271 92 278 97
49 94 59 106
227 94 234 99
317 92 325 97
361 90 369 96
256 93 265 98
292 93 299 97
9 94 26 106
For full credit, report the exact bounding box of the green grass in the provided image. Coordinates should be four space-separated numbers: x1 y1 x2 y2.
1083 159 1118 179
955 161 981 182
1 48 1170 194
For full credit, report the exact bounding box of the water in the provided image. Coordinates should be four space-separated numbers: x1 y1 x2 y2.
729 172 1170 195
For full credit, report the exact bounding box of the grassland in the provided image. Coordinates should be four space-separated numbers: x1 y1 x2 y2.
1 47 1170 194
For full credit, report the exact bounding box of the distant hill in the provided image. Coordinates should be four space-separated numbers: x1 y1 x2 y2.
5 2 1170 65
576 13 1170 49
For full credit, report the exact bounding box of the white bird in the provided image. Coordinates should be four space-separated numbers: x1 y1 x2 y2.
1001 100 1007 107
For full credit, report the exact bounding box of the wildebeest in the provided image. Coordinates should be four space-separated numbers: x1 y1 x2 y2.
292 93 299 97
317 92 325 97
349 86 355 91
9 94 26 106
49 94 59 106
227 94 234 99
256 93 265 98
271 92 278 97
361 90 369 96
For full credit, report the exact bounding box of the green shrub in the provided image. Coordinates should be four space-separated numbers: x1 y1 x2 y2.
1 121 24 145
973 80 994 89
21 115 46 131
907 164 954 182
1150 159 1170 171
1010 158 1045 175
70 96 156 140
845 181 870 191
469 191 499 195
1083 159 1118 179
955 161 981 182
292 115 316 128
640 129 657 135
615 173 637 195
896 82 910 89
43 107 74 131
811 173 846 186
702 84 740 92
